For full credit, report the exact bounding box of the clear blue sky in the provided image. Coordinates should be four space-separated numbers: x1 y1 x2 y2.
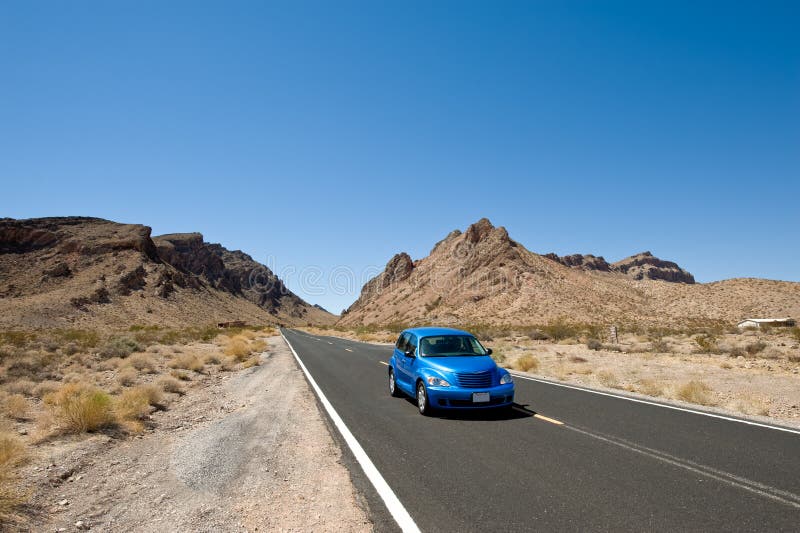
1 1 798 314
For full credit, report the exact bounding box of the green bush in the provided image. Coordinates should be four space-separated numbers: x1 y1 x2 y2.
99 337 141 359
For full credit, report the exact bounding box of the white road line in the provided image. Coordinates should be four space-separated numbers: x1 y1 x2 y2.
510 372 800 436
344 348 353 352
565 424 800 509
280 331 420 533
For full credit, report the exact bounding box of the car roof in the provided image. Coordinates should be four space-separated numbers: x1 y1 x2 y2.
403 327 473 337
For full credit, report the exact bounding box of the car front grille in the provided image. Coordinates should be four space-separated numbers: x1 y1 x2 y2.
446 397 508 407
455 371 493 388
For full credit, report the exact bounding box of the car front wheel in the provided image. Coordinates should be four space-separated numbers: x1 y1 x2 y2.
389 369 402 397
417 381 432 416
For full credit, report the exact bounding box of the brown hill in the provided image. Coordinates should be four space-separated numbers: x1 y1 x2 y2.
339 218 800 328
0 217 334 329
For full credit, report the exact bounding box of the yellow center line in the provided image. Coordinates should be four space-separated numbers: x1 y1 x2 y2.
534 414 564 426
379 361 388 366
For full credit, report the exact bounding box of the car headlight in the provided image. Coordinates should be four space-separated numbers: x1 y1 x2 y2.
426 376 450 387
500 373 513 384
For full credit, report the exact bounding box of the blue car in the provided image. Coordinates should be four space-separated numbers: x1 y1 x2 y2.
388 327 514 415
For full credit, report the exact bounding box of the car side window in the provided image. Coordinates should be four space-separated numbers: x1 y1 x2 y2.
406 334 417 355
395 333 408 351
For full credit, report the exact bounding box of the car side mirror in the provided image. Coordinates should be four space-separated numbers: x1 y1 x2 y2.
486 348 493 355
405 350 415 358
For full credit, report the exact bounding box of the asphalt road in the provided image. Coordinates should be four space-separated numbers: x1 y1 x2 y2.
281 329 800 532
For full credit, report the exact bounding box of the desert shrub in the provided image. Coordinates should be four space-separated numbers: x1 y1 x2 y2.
569 355 588 363
0 331 36 348
223 336 251 360
169 369 192 381
44 383 114 433
789 354 800 363
123 353 157 373
728 346 746 358
99 337 141 359
761 348 781 360
636 379 664 397
649 339 670 353
694 335 718 354
676 380 715 406
114 388 150 432
586 339 602 351
512 355 539 373
242 356 261 368
98 357 124 371
168 354 204 372
745 341 767 356
204 353 222 365
603 344 623 352
32 380 60 399
597 371 618 388
790 327 800 342
3 380 35 397
58 329 99 348
0 432 27 526
522 328 549 341
1 395 28 421
542 320 578 341
157 376 184 394
250 339 267 353
138 385 163 406
116 367 138 386
63 343 80 356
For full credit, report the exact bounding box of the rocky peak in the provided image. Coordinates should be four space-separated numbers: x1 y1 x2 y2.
612 251 695 284
544 253 611 272
463 218 511 245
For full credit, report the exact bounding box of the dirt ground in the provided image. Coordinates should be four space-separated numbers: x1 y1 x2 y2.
19 336 372 532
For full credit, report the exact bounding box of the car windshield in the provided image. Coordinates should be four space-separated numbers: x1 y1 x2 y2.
419 335 488 357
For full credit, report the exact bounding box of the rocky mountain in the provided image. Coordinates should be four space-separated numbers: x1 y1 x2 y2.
544 251 695 283
339 218 800 327
0 217 334 329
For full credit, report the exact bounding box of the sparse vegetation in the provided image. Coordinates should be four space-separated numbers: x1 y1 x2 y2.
116 367 138 386
649 339 670 353
745 341 767 356
636 379 664 397
1 395 29 421
586 339 602 351
512 355 539 372
694 335 719 354
168 353 205 372
676 380 715 406
597 371 618 388
157 376 184 394
99 337 141 359
0 432 27 526
44 383 114 433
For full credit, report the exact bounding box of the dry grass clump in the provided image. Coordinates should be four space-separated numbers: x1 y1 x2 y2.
204 353 222 365
636 379 664 397
649 339 670 353
168 353 204 373
116 367 138 386
568 355 588 363
3 380 35 397
597 371 618 388
169 369 192 381
512 355 539 373
676 380 715 406
585 339 602 351
32 380 60 399
242 356 261 369
114 388 151 433
1 396 28 421
157 376 184 394
732 395 770 416
745 341 767 356
0 432 27 526
223 335 253 360
44 383 114 433
123 353 157 373
788 354 800 363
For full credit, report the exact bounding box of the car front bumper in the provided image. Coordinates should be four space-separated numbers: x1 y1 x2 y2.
426 383 514 409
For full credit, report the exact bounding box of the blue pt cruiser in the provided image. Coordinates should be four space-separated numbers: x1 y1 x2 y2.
388 327 514 415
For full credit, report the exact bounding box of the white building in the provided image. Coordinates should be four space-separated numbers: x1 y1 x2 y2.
736 317 796 329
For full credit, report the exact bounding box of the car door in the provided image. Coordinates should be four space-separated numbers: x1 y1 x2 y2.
398 333 418 388
393 333 410 390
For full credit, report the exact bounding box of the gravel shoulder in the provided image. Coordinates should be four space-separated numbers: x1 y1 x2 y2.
24 336 373 532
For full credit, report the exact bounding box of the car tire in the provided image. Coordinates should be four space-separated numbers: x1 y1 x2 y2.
417 381 432 416
388 368 402 397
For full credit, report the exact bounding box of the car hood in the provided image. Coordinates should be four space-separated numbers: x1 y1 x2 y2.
423 356 497 374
